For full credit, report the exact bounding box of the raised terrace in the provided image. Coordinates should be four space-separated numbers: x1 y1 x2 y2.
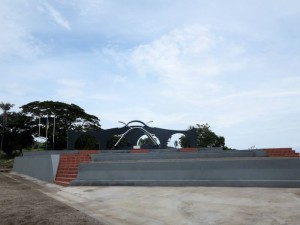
13 147 300 187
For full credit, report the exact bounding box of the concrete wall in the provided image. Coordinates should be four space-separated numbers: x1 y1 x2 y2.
91 150 257 161
23 150 79 156
13 154 60 182
71 158 300 187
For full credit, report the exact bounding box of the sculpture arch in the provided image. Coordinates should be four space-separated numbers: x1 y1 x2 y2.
67 120 197 150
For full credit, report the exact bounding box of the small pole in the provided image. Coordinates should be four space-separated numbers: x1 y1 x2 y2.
52 115 55 150
38 116 41 137
45 115 48 150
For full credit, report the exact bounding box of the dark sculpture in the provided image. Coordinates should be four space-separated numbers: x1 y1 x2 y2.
67 120 197 150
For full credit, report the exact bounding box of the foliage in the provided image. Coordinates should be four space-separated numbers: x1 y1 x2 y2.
179 135 191 148
31 141 46 151
0 152 14 169
195 123 225 148
75 135 99 150
0 102 15 128
20 101 101 150
180 123 227 149
0 112 34 155
138 136 159 147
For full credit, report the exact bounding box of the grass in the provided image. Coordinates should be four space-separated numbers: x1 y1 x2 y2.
0 152 15 169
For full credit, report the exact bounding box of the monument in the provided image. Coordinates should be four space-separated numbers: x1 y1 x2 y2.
67 120 197 150
12 120 300 187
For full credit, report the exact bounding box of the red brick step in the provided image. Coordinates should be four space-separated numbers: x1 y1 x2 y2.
54 150 99 186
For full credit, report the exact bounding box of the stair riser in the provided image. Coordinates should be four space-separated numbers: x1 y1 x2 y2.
55 153 93 186
56 175 77 179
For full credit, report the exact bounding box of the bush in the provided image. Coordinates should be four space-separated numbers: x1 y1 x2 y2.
0 151 19 169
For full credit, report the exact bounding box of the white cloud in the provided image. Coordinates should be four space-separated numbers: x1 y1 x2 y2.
55 79 85 99
1 0 300 150
113 75 127 83
129 25 246 103
0 3 41 59
43 2 71 30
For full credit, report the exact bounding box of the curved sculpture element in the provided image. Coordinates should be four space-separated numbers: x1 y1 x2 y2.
114 121 158 148
67 120 197 150
113 127 159 148
125 120 149 127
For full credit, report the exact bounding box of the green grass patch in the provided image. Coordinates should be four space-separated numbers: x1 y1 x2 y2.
0 152 15 169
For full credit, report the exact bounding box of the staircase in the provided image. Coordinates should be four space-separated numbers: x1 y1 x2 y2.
264 148 300 157
55 150 99 186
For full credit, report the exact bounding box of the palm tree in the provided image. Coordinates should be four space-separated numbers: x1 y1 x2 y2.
0 102 15 129
0 102 14 151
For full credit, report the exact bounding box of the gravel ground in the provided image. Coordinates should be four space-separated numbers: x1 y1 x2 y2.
0 172 103 225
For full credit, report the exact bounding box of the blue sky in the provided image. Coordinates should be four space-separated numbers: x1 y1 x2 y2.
1 0 300 150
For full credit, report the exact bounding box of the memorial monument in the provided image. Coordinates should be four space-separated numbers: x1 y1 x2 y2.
67 120 197 150
12 120 300 187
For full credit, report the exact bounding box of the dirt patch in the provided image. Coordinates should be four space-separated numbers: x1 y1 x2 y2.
0 173 104 225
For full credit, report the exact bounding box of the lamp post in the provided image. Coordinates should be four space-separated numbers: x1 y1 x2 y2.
52 115 55 150
39 114 55 151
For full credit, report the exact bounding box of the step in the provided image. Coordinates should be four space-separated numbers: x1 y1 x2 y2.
55 174 77 179
55 177 75 182
56 171 78 177
57 164 79 168
56 169 78 173
180 148 198 152
55 180 70 186
130 149 150 153
54 152 93 187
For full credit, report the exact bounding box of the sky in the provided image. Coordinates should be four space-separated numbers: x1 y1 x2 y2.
1 0 300 151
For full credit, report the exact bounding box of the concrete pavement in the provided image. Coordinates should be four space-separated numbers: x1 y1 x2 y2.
15 172 300 225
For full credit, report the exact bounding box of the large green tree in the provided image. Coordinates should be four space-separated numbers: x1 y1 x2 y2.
20 101 101 150
0 102 15 153
179 123 226 149
0 112 34 155
0 102 15 129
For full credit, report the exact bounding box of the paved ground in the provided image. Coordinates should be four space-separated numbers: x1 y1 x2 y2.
2 172 300 225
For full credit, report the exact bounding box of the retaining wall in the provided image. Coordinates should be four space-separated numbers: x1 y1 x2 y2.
91 150 265 161
13 154 60 182
71 157 300 187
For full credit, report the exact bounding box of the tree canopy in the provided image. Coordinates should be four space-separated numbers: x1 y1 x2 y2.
138 136 159 148
0 102 14 129
0 112 34 155
20 101 101 150
179 123 227 149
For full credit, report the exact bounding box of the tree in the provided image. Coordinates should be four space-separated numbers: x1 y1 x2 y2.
179 135 190 148
174 140 178 148
0 102 15 152
0 102 15 129
0 112 34 155
195 123 225 148
180 123 226 149
75 135 99 150
20 101 101 150
138 136 159 148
